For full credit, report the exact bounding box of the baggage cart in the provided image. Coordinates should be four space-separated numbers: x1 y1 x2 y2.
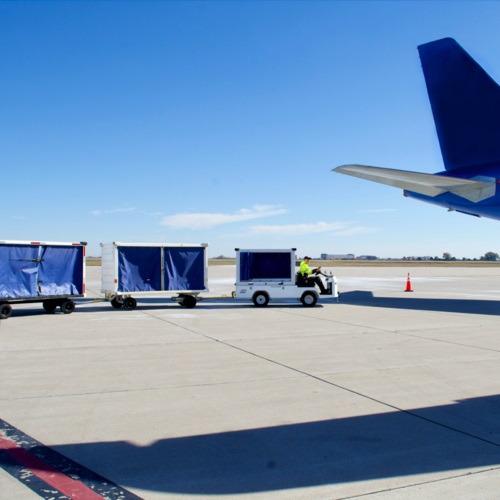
0 240 87 319
101 242 208 310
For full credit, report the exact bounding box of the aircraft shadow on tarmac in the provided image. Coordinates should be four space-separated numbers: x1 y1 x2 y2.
339 291 500 316
6 394 500 495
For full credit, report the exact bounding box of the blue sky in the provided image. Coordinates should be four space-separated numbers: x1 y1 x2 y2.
2 1 500 259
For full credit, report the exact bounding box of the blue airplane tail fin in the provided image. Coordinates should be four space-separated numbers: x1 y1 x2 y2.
418 38 500 171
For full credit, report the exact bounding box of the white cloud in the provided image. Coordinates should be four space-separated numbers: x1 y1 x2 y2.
250 221 380 237
250 221 349 236
161 205 287 229
90 207 137 216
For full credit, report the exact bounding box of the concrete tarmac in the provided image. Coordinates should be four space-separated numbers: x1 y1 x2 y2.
2 265 500 499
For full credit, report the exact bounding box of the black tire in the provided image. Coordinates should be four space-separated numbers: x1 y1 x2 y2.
111 297 123 309
123 297 137 311
301 291 317 307
181 295 197 309
43 300 58 313
0 303 12 319
60 300 76 314
252 292 269 307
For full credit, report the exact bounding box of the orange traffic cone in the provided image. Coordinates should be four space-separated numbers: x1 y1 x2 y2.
405 273 413 292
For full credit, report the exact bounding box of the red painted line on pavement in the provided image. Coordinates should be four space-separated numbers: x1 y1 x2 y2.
0 434 104 499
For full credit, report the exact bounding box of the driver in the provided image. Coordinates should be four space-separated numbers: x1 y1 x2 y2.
299 256 328 294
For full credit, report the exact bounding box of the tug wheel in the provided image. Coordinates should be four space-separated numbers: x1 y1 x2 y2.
252 292 269 307
301 291 317 307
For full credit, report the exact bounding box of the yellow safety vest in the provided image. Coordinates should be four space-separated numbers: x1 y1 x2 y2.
299 260 312 276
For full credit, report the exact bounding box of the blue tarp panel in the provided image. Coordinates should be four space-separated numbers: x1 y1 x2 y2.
118 246 162 292
0 244 84 299
0 245 39 299
164 247 205 291
239 252 292 281
38 246 84 295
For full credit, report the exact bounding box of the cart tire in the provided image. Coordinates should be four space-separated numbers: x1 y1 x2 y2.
252 292 269 307
111 297 123 309
181 295 197 309
60 300 76 314
301 291 317 307
43 300 58 313
0 304 12 319
123 297 137 311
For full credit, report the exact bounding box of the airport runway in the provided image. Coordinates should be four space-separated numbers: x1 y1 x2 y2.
2 265 500 499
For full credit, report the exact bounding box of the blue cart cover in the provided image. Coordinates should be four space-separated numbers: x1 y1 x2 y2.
0 244 84 299
118 246 162 292
239 251 291 281
164 247 205 291
38 246 84 295
0 245 39 298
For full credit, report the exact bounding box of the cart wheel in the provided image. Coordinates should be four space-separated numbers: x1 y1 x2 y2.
0 304 12 319
43 300 58 313
301 291 317 307
252 292 269 307
123 297 137 311
111 297 123 309
60 300 76 314
181 295 197 309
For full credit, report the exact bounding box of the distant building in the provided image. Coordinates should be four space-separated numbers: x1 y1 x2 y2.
358 255 378 260
403 256 432 261
321 253 355 260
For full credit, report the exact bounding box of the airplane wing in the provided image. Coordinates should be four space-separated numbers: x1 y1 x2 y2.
333 164 496 203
